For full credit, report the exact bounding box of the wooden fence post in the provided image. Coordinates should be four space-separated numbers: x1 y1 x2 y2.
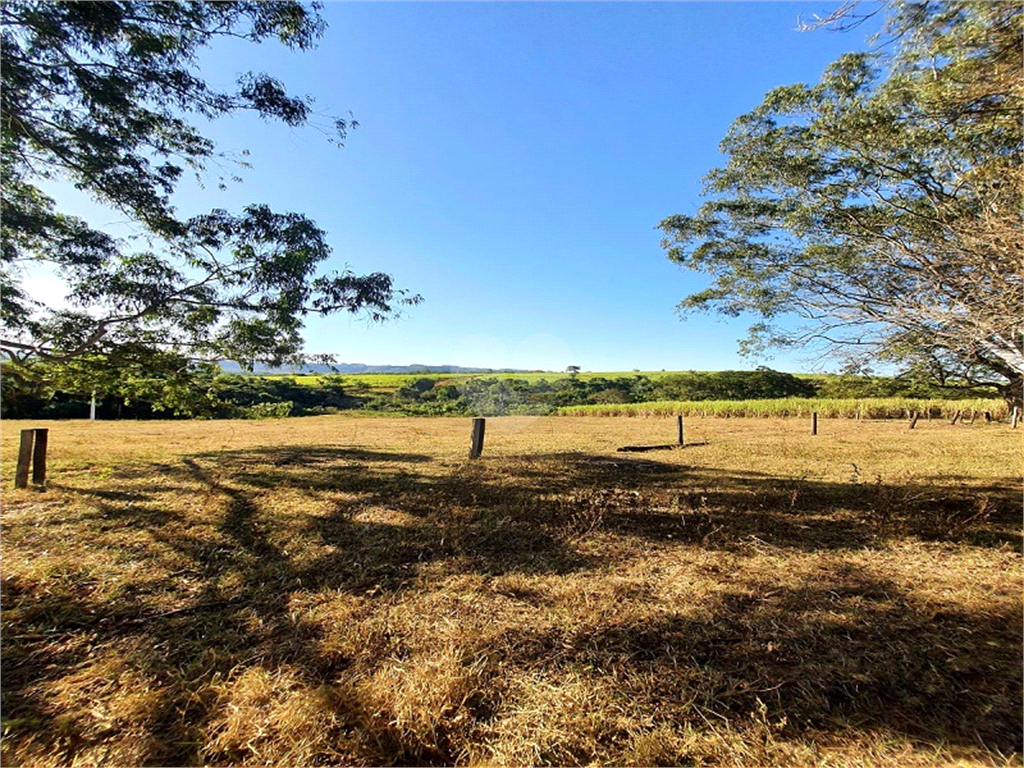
984 411 992 423
469 418 486 459
1013 407 1020 428
811 412 818 435
676 415 684 447
950 409 962 425
909 412 919 430
15 429 33 489
32 428 48 486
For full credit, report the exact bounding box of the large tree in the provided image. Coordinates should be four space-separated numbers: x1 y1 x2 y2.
658 1 1022 406
1 1 418 379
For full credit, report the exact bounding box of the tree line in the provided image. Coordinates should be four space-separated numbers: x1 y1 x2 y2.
1 367 998 420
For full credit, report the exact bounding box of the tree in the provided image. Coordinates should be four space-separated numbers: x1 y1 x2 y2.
658 1 1022 407
1 1 419 383
1 352 222 418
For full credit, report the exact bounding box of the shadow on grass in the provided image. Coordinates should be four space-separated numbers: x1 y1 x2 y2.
495 564 1022 759
2 445 1020 765
616 441 710 452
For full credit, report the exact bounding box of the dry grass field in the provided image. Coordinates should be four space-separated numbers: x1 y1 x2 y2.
1 414 1021 767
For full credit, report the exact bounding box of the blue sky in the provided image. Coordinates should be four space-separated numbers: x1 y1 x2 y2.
33 2 886 372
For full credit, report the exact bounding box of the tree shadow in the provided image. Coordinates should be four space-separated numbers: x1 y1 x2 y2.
492 564 1022 757
190 445 435 466
2 445 1020 765
616 441 710 452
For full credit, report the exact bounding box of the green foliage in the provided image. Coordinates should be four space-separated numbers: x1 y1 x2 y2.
208 374 353 416
1 353 221 418
653 369 815 401
241 401 293 419
659 1 1023 403
353 371 816 416
5 366 1002 421
459 379 548 416
807 373 998 400
1 1 419 395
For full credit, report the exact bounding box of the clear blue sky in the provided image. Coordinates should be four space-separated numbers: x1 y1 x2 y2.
33 2 886 372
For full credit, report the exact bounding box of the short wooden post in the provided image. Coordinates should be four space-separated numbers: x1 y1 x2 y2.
811 412 818 435
984 411 992 423
909 412 919 430
90 390 97 421
469 418 486 459
31 428 48 486
1012 407 1020 428
950 409 962 425
15 429 34 489
676 414 684 447
856 409 861 421
969 410 977 425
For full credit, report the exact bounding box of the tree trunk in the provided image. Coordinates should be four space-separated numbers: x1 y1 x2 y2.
1000 373 1023 413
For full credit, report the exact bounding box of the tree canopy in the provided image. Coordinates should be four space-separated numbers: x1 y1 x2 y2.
658 1 1022 404
1 1 418 380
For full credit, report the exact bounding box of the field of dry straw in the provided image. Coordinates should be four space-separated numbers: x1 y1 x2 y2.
1 414 1021 766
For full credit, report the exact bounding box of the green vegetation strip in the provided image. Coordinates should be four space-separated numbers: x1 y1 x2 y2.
558 397 1008 419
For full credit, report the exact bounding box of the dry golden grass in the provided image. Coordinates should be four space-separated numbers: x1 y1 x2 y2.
1 414 1021 767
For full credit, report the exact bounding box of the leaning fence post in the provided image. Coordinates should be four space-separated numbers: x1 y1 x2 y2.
909 412 919 430
950 409 962 425
811 412 818 435
469 418 486 459
31 428 48 486
15 429 34 489
676 414 684 447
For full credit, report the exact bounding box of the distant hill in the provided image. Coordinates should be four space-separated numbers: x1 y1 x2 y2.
217 361 544 375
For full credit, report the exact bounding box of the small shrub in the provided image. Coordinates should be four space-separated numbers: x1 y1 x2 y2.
242 401 293 419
